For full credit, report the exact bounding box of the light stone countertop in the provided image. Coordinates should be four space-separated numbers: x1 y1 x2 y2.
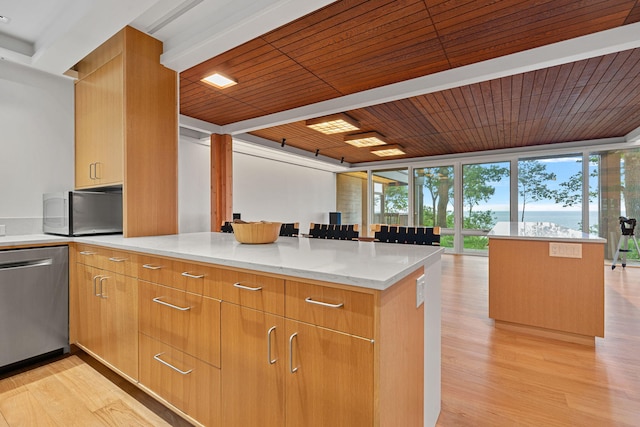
488 221 606 243
0 234 71 247
74 232 444 290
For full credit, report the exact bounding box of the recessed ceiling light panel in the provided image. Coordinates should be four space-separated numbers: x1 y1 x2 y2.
306 113 360 134
202 72 237 89
370 144 405 157
344 131 387 148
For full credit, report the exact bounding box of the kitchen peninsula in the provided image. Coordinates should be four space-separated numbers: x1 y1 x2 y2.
488 222 606 345
70 232 444 427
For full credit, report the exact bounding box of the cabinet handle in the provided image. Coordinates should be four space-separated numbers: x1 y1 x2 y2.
92 275 101 296
142 264 162 270
108 257 127 262
94 162 102 179
181 272 204 279
80 251 96 256
152 297 191 311
153 353 192 375
233 282 263 291
304 297 344 309
267 326 277 365
289 333 298 373
99 276 109 298
89 163 95 180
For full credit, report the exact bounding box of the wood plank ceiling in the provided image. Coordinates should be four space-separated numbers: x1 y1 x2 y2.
180 0 640 163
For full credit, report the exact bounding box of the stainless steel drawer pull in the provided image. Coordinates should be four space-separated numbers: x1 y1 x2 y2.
181 272 205 279
0 258 52 270
142 264 162 270
289 333 298 373
267 326 277 365
153 353 192 375
233 282 263 291
79 251 96 256
92 275 100 296
108 257 127 262
152 297 191 311
304 297 344 309
99 276 109 299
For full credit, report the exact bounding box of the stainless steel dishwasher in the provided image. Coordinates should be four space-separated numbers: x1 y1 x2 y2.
0 246 69 369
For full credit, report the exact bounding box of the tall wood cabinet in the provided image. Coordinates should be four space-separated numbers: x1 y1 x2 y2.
74 26 178 237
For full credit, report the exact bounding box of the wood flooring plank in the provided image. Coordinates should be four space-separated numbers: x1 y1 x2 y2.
93 399 159 427
0 389 59 427
0 356 174 427
437 255 640 427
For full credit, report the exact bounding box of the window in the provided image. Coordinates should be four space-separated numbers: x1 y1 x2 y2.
462 161 510 251
372 168 409 226
414 166 454 248
592 148 640 262
517 155 583 230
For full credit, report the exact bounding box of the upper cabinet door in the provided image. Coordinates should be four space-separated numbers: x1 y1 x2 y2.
75 54 124 189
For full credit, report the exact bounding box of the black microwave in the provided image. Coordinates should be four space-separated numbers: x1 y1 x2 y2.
43 191 123 236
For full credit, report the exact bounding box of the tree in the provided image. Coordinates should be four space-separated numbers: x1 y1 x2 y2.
553 157 598 208
419 167 453 228
623 152 640 218
384 184 408 213
462 164 509 219
518 160 556 221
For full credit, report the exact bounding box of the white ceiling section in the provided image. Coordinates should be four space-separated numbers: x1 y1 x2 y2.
0 0 334 75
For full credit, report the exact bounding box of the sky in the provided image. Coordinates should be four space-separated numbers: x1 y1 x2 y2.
460 156 597 212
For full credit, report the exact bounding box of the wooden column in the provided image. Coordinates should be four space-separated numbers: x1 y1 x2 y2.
211 134 233 231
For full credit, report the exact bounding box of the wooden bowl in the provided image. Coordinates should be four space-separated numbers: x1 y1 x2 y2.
231 221 281 244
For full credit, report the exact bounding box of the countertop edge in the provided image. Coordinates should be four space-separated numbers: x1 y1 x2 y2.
76 234 445 291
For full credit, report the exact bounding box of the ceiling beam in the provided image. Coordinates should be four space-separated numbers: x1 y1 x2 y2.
160 0 334 72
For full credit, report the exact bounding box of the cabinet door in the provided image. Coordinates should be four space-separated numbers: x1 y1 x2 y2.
221 304 285 427
101 273 138 380
285 320 374 427
75 263 105 357
74 54 124 189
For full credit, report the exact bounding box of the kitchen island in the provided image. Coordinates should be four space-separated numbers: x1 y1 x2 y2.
71 232 444 427
488 222 606 345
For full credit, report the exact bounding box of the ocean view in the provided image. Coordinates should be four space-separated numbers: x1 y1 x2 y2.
491 211 599 230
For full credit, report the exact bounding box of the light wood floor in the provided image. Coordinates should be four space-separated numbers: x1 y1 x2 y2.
0 255 638 426
0 355 175 426
437 255 640 426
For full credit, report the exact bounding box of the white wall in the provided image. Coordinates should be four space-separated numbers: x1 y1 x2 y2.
0 60 74 234
232 151 336 234
178 138 336 234
178 136 211 233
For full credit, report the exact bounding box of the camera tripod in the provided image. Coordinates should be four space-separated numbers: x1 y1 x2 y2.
612 217 640 270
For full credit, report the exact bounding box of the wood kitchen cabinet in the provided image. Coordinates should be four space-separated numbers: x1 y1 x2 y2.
221 304 286 427
75 54 124 188
136 253 222 427
75 262 138 380
70 243 429 427
285 319 374 427
74 26 178 237
221 277 376 427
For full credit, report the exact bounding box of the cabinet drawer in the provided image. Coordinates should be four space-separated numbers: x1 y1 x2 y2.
139 334 220 427
138 255 220 298
76 244 137 276
285 281 374 338
216 269 284 315
139 280 221 367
